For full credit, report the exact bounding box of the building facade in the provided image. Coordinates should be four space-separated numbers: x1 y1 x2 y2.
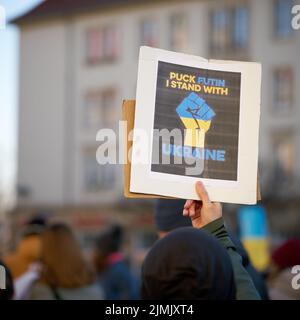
11 0 300 246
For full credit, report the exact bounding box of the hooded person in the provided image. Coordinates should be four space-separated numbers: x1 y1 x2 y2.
141 227 236 300
152 182 260 300
154 198 267 299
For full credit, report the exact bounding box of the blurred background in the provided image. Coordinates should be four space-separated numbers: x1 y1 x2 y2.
0 0 299 299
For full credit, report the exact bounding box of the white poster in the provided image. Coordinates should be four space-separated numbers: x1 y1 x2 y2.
130 47 261 204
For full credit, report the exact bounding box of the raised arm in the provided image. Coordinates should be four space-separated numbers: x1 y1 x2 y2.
183 181 261 300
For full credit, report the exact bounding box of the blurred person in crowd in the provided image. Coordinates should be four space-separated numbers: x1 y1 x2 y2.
270 238 300 275
4 216 46 279
154 195 268 299
267 238 300 300
0 260 14 300
13 262 42 300
229 233 269 300
29 223 103 300
142 181 260 300
93 224 139 300
154 199 192 238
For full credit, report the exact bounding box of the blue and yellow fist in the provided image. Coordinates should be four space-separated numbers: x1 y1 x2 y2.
176 92 216 148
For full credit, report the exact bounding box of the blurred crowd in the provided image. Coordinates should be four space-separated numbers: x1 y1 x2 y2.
0 219 139 300
1 183 300 300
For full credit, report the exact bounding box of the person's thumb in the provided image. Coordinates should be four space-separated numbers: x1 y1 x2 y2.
195 181 210 205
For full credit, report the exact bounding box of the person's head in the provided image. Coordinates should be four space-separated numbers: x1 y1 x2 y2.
141 227 236 300
40 223 95 288
154 199 192 238
93 224 124 273
272 238 300 270
16 215 47 261
269 238 300 277
21 214 47 238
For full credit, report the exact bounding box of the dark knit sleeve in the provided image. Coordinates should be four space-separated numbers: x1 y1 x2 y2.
202 218 261 300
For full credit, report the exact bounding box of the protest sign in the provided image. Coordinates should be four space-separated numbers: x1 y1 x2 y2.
129 47 261 204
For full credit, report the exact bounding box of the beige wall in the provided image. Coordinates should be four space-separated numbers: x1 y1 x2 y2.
18 22 67 206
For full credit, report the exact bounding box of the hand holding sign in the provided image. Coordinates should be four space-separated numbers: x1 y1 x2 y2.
183 181 222 229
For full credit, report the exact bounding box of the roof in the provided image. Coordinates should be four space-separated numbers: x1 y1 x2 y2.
10 0 170 25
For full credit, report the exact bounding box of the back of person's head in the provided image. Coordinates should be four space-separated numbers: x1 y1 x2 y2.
93 224 124 273
142 227 236 300
271 238 300 271
154 199 192 237
15 214 48 260
21 214 48 238
95 224 123 256
41 223 95 288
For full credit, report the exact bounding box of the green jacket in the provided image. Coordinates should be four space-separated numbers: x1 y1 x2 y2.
202 218 261 300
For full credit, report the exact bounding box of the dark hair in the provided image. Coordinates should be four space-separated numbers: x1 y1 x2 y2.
21 214 48 238
95 224 123 255
93 224 124 273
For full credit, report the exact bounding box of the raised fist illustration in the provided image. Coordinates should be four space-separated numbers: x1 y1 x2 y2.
176 92 215 148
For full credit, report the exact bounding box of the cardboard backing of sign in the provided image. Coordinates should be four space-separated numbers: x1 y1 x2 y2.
123 100 261 201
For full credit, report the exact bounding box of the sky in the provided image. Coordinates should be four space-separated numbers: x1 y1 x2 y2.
0 0 42 207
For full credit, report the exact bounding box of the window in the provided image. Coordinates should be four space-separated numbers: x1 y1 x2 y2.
83 148 115 192
86 26 119 63
210 6 249 55
84 89 117 131
273 132 295 177
273 67 293 112
233 7 249 49
170 13 188 52
86 28 101 64
274 0 294 38
102 89 118 129
140 18 158 47
211 9 229 54
84 92 102 130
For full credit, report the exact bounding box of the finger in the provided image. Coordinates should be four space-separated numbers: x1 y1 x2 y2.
189 202 196 217
195 181 211 205
195 200 203 212
184 199 194 209
183 208 189 216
